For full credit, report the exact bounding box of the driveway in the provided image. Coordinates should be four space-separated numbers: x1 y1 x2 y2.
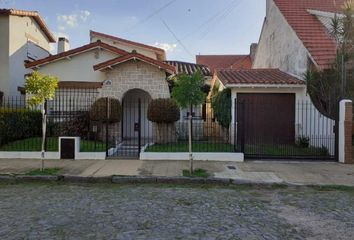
0 183 353 240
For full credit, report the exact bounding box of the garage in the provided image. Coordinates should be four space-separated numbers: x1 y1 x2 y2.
213 68 335 160
236 93 296 145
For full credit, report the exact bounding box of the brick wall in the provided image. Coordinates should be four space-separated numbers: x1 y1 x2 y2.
344 102 353 164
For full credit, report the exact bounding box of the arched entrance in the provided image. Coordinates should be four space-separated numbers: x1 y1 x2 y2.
118 89 152 157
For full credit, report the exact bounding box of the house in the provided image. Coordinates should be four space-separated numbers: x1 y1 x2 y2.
0 9 55 97
25 30 177 157
253 0 342 76
209 0 344 157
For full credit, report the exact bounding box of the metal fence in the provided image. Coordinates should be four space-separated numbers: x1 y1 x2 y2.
107 100 237 158
0 91 238 158
0 89 105 153
0 90 338 160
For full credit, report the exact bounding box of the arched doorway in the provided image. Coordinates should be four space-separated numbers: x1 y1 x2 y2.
122 89 152 144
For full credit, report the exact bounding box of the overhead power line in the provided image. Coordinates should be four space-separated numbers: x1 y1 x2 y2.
125 0 177 33
198 0 242 40
181 0 242 41
161 19 194 57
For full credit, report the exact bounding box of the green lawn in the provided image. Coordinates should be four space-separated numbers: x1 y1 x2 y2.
182 169 209 178
145 141 329 156
244 144 329 156
145 142 236 153
0 137 106 152
26 168 62 176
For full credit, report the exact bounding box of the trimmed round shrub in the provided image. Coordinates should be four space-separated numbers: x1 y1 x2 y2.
148 98 180 123
90 98 122 123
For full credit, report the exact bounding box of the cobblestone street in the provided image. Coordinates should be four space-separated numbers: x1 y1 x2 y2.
0 183 353 240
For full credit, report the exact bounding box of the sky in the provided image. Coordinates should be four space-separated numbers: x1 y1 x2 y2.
0 0 266 63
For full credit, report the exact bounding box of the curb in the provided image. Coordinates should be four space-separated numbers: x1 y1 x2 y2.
0 174 290 186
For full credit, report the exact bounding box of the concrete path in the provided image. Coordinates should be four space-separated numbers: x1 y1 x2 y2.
0 159 353 186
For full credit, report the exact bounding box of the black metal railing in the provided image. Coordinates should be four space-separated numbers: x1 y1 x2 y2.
0 91 337 160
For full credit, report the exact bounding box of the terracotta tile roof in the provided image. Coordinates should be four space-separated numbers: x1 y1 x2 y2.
58 81 102 89
216 69 305 86
90 30 165 54
196 55 252 73
165 61 211 76
25 41 129 68
0 8 56 42
273 0 346 69
93 52 176 74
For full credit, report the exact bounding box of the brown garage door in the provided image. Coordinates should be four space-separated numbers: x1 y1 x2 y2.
237 93 295 145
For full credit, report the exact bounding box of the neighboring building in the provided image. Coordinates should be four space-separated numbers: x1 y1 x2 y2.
196 43 257 74
0 9 56 97
253 0 343 77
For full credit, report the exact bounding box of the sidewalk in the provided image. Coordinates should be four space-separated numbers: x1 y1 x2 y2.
0 159 353 186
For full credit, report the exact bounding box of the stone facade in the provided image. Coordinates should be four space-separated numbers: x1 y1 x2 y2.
253 0 310 78
100 60 170 101
97 60 170 147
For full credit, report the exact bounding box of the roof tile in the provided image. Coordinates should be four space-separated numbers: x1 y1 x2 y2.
196 55 252 73
165 61 211 76
216 69 305 85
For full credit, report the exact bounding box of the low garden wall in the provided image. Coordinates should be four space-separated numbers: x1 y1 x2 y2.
140 152 244 162
0 151 106 160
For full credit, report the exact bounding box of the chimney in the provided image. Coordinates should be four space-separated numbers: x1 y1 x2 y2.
58 37 70 53
250 43 258 63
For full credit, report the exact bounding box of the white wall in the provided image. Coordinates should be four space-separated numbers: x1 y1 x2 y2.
91 35 162 60
253 0 310 78
38 49 119 83
6 15 52 96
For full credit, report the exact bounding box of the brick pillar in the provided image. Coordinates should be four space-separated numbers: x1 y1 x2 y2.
339 100 353 164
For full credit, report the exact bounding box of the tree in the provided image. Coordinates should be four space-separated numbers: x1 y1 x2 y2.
25 71 58 171
305 0 354 119
171 71 206 173
147 98 180 144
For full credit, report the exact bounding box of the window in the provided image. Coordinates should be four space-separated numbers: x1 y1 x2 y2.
27 41 49 61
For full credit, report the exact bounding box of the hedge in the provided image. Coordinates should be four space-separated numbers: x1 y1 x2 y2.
147 98 180 123
48 112 90 139
89 98 122 123
0 108 42 145
211 88 231 129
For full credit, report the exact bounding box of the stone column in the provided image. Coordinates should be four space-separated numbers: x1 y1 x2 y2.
338 100 353 164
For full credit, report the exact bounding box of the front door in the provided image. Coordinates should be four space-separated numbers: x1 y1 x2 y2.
108 89 152 159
